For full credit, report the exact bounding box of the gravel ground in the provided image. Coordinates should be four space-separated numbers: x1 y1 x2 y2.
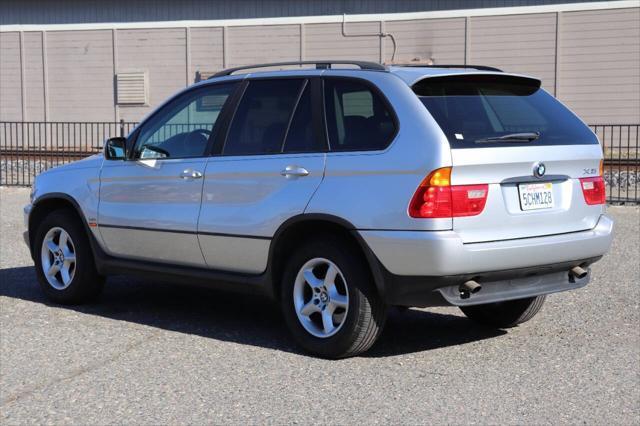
1 186 638 425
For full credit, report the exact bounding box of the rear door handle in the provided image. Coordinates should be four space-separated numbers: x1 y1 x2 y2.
280 165 310 178
180 169 203 180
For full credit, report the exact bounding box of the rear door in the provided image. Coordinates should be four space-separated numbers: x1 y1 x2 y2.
416 74 603 243
197 77 326 273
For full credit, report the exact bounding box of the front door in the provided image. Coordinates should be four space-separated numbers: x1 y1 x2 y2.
98 83 237 266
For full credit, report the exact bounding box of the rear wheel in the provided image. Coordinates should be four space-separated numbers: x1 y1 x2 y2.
280 238 387 358
34 209 104 304
459 295 546 328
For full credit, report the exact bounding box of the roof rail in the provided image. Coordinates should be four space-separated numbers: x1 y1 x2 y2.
211 60 386 78
392 64 503 72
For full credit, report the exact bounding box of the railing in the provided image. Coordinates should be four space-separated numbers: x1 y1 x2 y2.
1 121 639 204
590 124 639 204
1 121 137 186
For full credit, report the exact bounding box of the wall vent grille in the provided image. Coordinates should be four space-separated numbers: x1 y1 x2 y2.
116 71 148 105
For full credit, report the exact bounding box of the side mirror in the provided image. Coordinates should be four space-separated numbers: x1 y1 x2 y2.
104 137 127 160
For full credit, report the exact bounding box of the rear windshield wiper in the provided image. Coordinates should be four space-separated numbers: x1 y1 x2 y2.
475 132 540 143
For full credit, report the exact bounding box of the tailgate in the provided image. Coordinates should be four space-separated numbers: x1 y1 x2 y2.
414 73 604 243
451 144 604 243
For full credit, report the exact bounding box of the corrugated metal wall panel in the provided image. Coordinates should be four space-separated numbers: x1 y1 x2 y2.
383 18 466 64
0 0 604 25
0 32 23 121
190 27 224 80
469 13 557 94
305 22 381 61
116 28 187 122
1 5 637 124
23 31 45 121
46 30 115 122
559 7 640 124
227 25 300 67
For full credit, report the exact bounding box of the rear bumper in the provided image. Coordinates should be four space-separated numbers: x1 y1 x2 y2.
359 214 613 276
358 214 613 307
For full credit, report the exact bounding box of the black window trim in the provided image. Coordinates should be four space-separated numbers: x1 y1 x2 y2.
220 76 329 157
126 81 241 161
321 75 399 154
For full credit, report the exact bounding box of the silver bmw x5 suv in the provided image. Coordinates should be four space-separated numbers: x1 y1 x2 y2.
24 61 613 358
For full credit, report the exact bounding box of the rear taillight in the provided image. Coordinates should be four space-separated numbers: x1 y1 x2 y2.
409 167 489 218
580 176 606 205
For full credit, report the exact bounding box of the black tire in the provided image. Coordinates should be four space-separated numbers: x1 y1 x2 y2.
34 209 104 304
460 295 546 328
280 238 387 358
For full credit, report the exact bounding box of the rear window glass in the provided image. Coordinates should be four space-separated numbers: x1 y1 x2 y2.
324 78 396 152
415 74 598 148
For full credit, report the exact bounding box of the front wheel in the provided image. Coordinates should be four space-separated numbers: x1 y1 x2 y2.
280 238 387 358
460 295 546 328
34 209 104 304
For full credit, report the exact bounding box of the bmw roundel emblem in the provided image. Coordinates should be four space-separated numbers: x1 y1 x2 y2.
533 162 546 178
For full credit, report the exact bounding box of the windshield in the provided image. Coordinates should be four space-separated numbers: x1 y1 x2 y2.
415 74 598 148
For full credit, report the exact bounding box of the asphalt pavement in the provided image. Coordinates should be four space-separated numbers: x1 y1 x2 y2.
1 186 638 424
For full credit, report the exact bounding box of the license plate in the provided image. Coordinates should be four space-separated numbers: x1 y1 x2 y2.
518 182 554 211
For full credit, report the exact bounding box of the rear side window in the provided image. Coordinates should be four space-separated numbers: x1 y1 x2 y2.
225 79 303 155
324 78 396 152
415 74 598 148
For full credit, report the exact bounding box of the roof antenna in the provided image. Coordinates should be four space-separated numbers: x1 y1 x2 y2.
341 13 397 63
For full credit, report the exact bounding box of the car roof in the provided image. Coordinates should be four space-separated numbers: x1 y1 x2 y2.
194 63 537 89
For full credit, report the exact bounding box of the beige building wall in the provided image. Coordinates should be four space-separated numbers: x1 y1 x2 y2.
116 28 187 122
559 7 640 124
0 32 23 121
1 3 638 125
46 30 115 122
22 32 45 121
383 17 466 64
468 13 558 94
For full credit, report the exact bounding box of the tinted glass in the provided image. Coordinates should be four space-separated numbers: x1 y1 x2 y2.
225 79 303 156
324 78 396 151
283 82 322 153
134 84 235 159
415 74 598 148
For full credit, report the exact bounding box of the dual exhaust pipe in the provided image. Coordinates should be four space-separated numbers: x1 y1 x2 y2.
458 265 589 299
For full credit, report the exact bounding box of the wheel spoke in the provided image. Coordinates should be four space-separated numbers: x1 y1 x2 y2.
47 263 60 277
329 292 348 310
303 268 323 288
321 310 335 334
46 240 58 253
300 301 319 317
324 264 339 286
60 265 71 284
58 230 69 250
64 253 76 263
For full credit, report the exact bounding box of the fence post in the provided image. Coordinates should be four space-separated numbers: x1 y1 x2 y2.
119 119 125 138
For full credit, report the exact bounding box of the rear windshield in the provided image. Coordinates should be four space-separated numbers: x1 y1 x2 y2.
415 74 598 148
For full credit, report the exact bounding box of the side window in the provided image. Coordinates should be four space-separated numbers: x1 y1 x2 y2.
283 82 323 153
324 78 396 151
133 84 235 159
224 79 303 156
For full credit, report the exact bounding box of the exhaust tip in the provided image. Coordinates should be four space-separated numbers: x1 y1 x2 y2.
570 266 588 280
459 280 482 299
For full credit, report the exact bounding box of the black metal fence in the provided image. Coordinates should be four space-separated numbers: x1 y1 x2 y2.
1 121 639 204
590 124 639 204
1 121 137 186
